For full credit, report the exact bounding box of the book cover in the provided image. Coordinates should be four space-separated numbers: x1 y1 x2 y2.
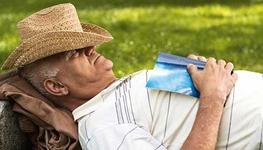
146 52 206 97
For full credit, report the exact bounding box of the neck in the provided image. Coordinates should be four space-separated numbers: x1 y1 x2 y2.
58 76 118 112
58 97 87 112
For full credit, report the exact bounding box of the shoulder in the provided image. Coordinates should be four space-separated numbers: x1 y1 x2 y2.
125 69 153 83
117 70 153 93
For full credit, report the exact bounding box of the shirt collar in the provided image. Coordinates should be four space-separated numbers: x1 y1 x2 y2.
72 70 145 122
72 79 124 121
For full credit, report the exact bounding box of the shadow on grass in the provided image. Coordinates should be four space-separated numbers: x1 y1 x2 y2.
97 20 263 74
0 0 262 14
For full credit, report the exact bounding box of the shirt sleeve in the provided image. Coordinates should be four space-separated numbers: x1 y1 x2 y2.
80 123 167 150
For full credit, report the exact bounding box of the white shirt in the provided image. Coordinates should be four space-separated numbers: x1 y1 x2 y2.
73 70 263 150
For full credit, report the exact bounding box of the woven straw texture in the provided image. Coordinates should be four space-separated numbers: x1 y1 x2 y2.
2 3 113 70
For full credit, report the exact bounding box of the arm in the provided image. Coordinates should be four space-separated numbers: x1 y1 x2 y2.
181 58 238 150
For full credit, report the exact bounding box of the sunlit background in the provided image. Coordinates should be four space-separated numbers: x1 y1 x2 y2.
0 0 262 76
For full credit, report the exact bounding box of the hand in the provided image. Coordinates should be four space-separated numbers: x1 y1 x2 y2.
187 54 207 62
187 58 238 106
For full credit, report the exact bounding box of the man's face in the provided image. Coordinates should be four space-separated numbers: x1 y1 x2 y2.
56 46 116 99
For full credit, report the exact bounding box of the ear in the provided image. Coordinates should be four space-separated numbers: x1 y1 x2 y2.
43 79 68 96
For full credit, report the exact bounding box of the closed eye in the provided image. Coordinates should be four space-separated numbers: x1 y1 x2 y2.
85 46 96 56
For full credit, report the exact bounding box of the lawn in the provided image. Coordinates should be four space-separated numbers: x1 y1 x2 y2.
0 0 262 77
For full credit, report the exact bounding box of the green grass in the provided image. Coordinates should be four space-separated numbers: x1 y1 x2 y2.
0 0 262 77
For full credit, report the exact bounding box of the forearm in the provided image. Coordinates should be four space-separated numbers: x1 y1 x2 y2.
181 95 224 150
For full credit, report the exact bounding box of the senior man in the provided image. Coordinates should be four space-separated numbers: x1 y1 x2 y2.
1 3 263 150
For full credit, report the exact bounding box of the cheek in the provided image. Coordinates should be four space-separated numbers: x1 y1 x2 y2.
65 73 93 91
62 68 89 85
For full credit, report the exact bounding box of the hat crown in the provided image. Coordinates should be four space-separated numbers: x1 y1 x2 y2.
17 3 83 40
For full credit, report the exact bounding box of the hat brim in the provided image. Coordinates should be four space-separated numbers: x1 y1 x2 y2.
1 23 113 70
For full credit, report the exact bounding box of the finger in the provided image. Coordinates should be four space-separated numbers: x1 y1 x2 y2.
207 57 216 67
187 54 198 60
198 56 207 62
225 62 234 73
208 57 216 63
187 64 198 75
218 59 226 67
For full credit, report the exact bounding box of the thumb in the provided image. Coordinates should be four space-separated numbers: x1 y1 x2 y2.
187 64 197 75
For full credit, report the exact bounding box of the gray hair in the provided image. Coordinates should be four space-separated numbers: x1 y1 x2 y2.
19 50 72 98
19 60 59 98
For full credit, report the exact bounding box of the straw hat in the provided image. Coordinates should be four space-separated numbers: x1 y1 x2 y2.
1 3 113 70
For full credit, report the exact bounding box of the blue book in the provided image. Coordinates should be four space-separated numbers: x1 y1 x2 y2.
146 52 206 97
